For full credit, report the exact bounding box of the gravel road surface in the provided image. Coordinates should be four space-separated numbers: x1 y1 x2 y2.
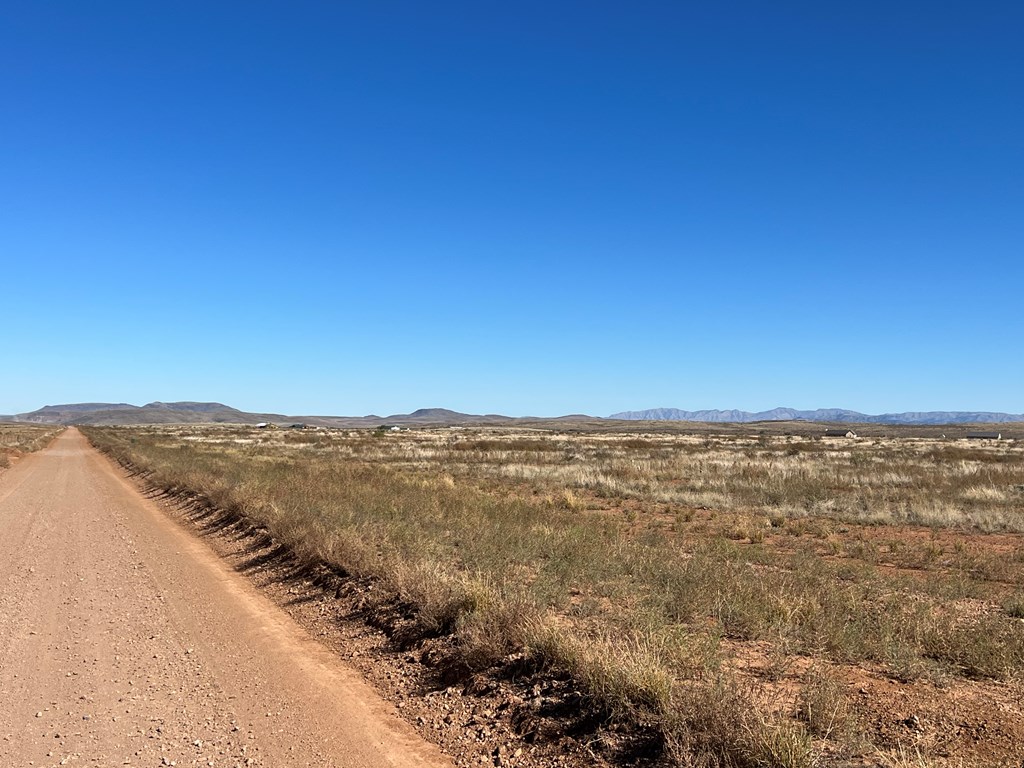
0 428 452 768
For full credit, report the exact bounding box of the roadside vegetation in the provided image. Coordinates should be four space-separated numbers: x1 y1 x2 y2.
84 425 1024 767
0 424 62 469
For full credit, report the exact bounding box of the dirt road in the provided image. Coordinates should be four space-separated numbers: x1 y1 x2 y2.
0 428 452 768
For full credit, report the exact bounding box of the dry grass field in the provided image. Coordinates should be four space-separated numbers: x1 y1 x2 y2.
84 425 1024 768
0 423 63 469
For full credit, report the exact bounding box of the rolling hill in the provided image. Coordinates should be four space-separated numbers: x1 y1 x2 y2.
12 402 286 426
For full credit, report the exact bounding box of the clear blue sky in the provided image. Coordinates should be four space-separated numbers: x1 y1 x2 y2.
2 2 1021 417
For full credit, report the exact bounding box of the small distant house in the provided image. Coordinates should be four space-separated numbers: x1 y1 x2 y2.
255 422 269 429
823 428 857 438
966 432 1001 440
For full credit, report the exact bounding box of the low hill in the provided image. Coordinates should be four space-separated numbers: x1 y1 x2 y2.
14 402 286 426
305 408 516 428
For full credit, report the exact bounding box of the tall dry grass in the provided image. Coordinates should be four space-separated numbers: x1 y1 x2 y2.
84 425 1024 767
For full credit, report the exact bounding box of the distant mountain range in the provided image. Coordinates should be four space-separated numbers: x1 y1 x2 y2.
608 408 1024 425
4 402 1021 427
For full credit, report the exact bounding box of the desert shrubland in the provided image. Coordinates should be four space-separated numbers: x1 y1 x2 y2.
0 424 63 467
84 425 1024 767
